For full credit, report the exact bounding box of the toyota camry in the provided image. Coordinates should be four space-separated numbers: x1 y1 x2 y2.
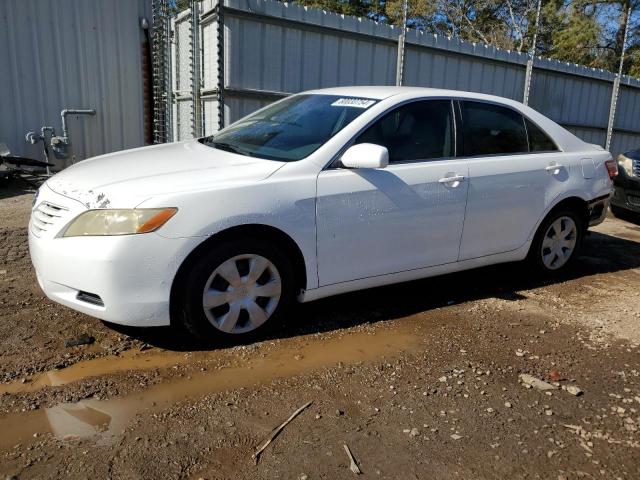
29 87 616 340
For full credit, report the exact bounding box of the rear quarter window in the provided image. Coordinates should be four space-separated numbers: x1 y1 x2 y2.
525 118 559 152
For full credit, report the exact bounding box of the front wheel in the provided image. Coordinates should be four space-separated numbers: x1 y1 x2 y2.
176 238 295 342
528 209 584 274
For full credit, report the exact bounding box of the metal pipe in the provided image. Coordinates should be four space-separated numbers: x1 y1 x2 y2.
40 126 55 176
61 109 96 138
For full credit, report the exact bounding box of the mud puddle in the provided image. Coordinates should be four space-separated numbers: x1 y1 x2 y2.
0 350 192 395
1 324 423 450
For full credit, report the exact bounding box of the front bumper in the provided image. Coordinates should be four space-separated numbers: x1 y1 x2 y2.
29 186 201 327
611 173 640 213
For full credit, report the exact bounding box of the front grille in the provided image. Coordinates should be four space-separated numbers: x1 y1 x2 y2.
628 195 640 207
30 201 69 237
633 158 640 177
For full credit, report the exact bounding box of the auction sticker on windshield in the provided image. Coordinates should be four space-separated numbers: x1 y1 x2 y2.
331 98 376 108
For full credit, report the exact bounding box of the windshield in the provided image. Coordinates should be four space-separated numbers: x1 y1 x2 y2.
200 94 378 161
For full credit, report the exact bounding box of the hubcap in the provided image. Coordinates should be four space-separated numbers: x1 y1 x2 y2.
202 254 281 334
541 216 577 270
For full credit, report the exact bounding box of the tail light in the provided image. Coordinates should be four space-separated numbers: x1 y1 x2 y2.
605 158 618 179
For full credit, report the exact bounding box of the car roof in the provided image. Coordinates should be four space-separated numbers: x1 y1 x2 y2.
305 86 518 105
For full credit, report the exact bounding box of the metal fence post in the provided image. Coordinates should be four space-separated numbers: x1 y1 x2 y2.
191 0 202 138
151 0 171 143
395 0 408 86
165 12 173 142
606 6 632 152
217 1 225 131
523 0 542 106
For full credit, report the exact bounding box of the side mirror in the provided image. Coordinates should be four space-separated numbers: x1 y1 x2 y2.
340 143 389 169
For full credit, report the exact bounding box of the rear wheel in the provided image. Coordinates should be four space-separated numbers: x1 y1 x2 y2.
177 238 295 341
528 208 584 274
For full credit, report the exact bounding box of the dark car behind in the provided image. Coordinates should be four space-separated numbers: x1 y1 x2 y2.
611 149 640 216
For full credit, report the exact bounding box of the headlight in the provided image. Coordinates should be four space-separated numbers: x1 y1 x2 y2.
61 208 177 237
618 154 636 177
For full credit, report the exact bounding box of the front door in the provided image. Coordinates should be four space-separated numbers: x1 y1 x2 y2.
316 99 469 286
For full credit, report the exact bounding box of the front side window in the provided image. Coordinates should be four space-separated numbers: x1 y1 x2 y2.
460 101 528 156
200 94 378 161
355 100 454 163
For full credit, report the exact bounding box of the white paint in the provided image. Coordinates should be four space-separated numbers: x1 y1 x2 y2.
340 143 389 169
316 159 469 285
29 87 613 327
580 158 597 179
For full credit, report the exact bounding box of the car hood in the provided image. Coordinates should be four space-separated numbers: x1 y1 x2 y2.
46 141 285 208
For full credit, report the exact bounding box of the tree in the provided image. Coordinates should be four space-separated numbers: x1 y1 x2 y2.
546 1 602 66
385 0 436 28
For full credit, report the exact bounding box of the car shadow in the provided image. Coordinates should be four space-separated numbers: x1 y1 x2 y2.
108 229 640 352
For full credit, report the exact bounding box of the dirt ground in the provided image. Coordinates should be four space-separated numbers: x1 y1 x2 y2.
1 181 639 479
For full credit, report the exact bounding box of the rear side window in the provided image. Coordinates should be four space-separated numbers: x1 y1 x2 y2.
356 100 454 163
460 101 528 156
525 118 558 152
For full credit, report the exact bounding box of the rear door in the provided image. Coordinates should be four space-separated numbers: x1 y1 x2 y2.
457 100 569 260
316 99 469 286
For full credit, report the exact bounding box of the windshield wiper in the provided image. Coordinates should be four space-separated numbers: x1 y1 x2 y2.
208 141 250 156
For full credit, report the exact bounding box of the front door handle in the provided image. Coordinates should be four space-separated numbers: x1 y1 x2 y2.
438 174 466 184
545 164 565 173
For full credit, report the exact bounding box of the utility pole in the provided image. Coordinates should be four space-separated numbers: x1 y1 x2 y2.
395 0 409 86
606 5 632 151
523 0 542 106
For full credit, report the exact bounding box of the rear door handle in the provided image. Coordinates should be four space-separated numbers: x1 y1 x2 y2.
438 174 466 184
545 164 565 173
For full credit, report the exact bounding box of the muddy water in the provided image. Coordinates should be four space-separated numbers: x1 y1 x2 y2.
0 350 192 395
1 325 423 450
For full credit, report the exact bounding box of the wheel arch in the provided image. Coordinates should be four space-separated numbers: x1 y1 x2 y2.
529 194 591 243
169 224 308 326
546 196 590 229
526 195 590 271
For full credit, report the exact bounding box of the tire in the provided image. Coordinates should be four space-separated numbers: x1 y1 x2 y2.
527 208 585 275
176 237 296 342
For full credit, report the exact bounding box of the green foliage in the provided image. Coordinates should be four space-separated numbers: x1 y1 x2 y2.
548 3 601 66
628 45 640 76
385 0 435 27
296 0 375 18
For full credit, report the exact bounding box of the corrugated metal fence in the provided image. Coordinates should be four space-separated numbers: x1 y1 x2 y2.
0 0 151 168
172 0 640 158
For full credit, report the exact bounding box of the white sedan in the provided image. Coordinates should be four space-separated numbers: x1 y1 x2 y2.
29 87 616 339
